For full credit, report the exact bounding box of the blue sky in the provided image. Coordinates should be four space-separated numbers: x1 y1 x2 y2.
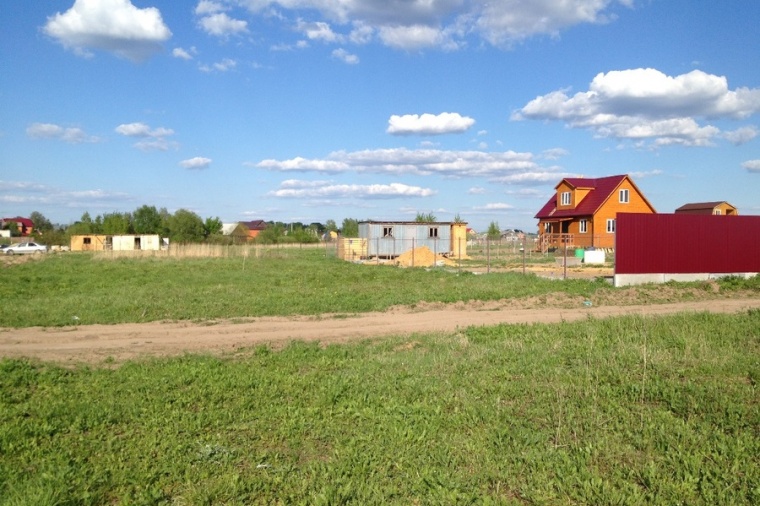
1 0 759 232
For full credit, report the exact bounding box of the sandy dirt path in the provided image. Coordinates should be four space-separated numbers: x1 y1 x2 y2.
2 298 758 364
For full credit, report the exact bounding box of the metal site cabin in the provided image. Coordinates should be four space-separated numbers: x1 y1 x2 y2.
358 221 468 259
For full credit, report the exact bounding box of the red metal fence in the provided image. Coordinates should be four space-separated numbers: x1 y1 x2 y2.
616 213 760 274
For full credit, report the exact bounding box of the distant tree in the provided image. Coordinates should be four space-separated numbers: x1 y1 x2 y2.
167 209 205 243
487 221 501 240
453 213 465 224
204 216 223 238
325 219 338 232
291 226 319 244
30 211 54 233
256 223 285 244
309 222 326 235
66 212 95 236
132 205 163 234
415 212 437 222
101 212 132 235
341 218 359 237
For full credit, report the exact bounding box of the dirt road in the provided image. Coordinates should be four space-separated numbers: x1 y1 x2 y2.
2 297 758 364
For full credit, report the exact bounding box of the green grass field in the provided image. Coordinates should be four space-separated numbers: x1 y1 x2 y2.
0 248 619 328
1 250 759 504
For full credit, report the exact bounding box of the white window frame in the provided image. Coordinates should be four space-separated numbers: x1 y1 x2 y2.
713 209 721 215
579 219 588 234
560 192 571 206
606 219 616 233
619 189 630 203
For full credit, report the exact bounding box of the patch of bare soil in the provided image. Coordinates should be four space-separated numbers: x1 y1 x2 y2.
1 291 758 366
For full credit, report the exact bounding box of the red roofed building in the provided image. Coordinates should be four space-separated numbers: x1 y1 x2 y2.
535 175 656 250
675 201 738 216
1 217 34 237
240 220 268 240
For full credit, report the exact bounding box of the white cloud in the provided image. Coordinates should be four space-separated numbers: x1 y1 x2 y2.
26 122 99 143
628 169 663 179
332 48 359 64
180 157 213 169
476 0 633 46
173 47 195 60
724 126 758 145
377 24 454 50
199 58 238 72
297 20 342 42
233 0 635 51
387 112 475 135
43 0 171 61
115 122 177 151
269 181 436 199
253 147 562 182
541 148 570 160
0 180 130 207
198 13 249 37
514 68 760 147
474 203 515 211
742 160 760 173
195 0 225 16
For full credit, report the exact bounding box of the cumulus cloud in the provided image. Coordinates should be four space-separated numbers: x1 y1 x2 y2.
180 157 212 169
742 160 760 173
115 122 177 151
26 122 99 143
387 112 476 135
269 180 436 199
724 126 758 145
513 68 760 147
332 48 359 64
43 0 171 61
233 0 635 51
297 20 343 42
198 12 248 37
252 147 564 182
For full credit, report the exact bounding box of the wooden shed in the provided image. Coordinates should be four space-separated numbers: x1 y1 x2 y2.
70 234 162 252
674 201 738 216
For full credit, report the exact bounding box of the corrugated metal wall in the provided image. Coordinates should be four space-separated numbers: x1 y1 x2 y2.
360 222 451 257
616 213 760 274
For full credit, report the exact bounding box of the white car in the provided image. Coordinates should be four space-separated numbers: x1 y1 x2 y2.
4 242 48 255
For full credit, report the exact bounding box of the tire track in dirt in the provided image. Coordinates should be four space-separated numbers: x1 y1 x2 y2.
1 298 758 364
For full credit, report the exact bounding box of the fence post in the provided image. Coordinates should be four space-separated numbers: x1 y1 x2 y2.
487 238 491 274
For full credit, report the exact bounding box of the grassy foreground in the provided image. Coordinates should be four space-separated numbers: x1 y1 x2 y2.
1 248 758 328
2 311 759 505
0 249 616 328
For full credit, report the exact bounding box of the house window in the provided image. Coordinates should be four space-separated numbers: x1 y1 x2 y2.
83 237 91 245
579 220 588 233
383 227 393 238
560 192 571 206
619 189 630 203
606 219 616 233
428 227 438 238
544 222 551 232
713 209 721 215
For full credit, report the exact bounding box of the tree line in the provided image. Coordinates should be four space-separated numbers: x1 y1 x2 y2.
5 209 367 246
7 210 497 246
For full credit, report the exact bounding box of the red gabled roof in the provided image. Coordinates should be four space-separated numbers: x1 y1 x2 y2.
675 201 730 212
534 175 629 219
241 220 267 231
2 216 34 228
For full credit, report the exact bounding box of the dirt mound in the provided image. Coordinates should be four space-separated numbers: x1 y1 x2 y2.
394 246 456 267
